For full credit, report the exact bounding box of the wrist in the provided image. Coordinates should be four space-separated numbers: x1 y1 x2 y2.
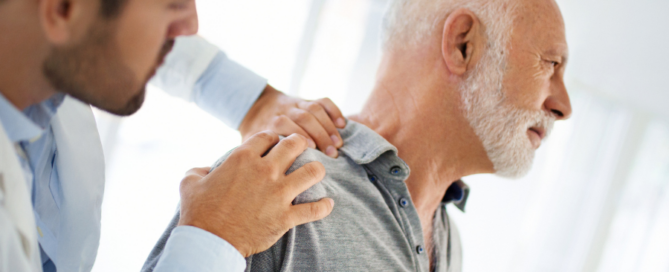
177 216 252 257
238 84 282 138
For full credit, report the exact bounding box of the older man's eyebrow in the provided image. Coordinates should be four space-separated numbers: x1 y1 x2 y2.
543 48 569 64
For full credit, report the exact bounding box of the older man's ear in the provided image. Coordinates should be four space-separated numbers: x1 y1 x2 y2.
440 8 485 77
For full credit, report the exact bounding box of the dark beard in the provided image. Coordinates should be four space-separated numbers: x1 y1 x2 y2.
42 20 174 116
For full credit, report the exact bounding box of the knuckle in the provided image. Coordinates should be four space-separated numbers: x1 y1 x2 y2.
272 115 291 127
256 130 279 142
179 177 195 192
232 147 253 159
303 162 325 179
305 102 322 112
317 97 334 105
297 101 310 110
276 184 294 202
289 133 308 145
293 110 311 123
280 137 302 151
317 97 330 103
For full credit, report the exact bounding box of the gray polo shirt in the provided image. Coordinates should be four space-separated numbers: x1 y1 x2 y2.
143 121 469 272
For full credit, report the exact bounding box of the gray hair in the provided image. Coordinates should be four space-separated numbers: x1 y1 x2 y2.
382 0 519 53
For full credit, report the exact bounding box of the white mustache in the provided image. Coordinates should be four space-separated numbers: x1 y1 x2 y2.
524 109 556 140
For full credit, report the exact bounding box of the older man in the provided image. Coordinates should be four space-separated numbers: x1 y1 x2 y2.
144 0 572 271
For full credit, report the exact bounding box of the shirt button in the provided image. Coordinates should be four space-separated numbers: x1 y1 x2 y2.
368 175 378 182
398 197 409 207
416 245 424 254
389 166 402 176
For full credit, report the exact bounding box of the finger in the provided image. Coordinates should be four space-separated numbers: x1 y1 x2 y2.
315 98 346 128
283 161 326 196
289 198 335 227
238 130 280 156
180 168 207 194
185 167 211 177
181 167 210 186
288 108 338 158
298 101 343 148
269 115 316 149
264 134 310 172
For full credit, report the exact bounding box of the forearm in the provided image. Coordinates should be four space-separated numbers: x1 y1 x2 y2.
151 35 267 129
192 51 267 129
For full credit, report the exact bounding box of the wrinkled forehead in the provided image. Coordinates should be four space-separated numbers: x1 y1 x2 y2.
512 0 568 56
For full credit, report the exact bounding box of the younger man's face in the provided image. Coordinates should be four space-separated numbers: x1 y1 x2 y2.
44 0 198 116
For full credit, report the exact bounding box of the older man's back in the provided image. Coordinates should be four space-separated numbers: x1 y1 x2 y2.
142 121 467 272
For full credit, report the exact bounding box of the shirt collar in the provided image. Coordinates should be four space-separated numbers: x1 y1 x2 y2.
337 120 470 212
0 92 65 143
443 180 469 212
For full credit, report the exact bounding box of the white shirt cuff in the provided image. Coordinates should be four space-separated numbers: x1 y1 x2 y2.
153 226 246 272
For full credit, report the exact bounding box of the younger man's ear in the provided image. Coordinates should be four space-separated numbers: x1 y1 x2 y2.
39 0 89 44
441 8 484 76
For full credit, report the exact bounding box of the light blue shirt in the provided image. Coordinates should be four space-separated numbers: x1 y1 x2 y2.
0 50 266 272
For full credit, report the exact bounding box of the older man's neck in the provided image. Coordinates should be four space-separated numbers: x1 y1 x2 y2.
350 92 489 216
349 52 493 243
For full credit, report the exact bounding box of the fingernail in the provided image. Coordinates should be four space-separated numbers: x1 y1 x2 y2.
328 198 335 207
336 118 346 128
325 146 338 158
330 134 341 146
307 139 316 149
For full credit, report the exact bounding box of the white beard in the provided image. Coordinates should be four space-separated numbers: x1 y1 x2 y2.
460 50 555 178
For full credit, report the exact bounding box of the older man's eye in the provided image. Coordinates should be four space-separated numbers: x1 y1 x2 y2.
543 60 559 68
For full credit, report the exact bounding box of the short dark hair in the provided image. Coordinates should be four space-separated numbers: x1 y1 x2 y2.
99 0 127 18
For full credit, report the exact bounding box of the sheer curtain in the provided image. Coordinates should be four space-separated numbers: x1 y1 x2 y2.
597 121 669 272
92 0 668 271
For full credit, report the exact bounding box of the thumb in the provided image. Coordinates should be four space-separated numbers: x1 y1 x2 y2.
289 198 335 227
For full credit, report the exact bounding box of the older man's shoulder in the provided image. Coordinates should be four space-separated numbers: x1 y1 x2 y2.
288 147 367 205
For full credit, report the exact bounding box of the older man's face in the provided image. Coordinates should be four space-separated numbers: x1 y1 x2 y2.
503 0 571 141
460 0 571 178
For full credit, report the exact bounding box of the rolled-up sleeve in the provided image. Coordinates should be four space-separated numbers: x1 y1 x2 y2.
150 35 267 129
153 226 246 272
192 52 267 129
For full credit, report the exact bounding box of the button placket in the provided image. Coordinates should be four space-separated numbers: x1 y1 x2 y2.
389 166 402 176
398 197 409 207
416 245 424 254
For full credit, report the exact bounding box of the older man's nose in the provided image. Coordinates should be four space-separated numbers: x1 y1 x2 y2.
544 79 572 120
